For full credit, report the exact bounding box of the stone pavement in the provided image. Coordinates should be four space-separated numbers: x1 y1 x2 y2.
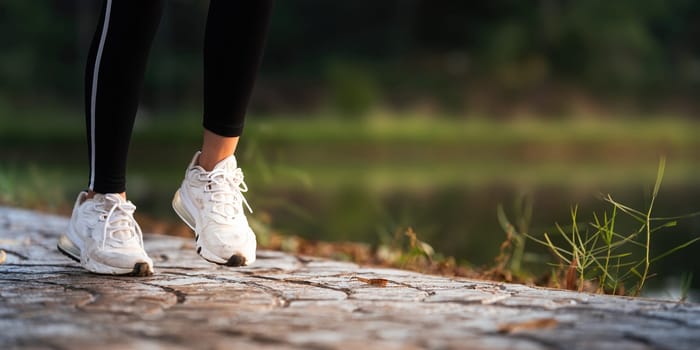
1 206 699 349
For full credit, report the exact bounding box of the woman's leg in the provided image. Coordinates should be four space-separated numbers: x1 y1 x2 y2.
58 0 163 276
198 0 273 170
85 0 164 195
172 0 273 266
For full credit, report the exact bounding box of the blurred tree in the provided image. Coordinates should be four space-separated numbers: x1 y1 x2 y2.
0 0 698 116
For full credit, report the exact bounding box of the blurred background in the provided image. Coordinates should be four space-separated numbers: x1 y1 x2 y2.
1 0 700 299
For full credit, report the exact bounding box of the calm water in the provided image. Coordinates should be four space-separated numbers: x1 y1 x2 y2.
3 120 700 301
116 167 700 302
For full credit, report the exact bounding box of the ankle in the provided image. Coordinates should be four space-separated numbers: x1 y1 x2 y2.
199 129 239 171
197 152 229 172
86 191 126 201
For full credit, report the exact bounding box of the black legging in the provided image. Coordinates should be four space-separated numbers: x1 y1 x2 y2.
85 0 273 193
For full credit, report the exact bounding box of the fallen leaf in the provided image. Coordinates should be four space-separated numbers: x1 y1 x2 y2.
354 277 389 287
565 255 578 291
497 318 558 333
481 293 511 304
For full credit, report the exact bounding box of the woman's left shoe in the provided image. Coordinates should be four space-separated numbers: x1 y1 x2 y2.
172 151 256 266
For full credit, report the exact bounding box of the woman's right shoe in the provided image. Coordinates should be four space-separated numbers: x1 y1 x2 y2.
57 191 154 276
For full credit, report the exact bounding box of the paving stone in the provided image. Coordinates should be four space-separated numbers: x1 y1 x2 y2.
1 206 699 349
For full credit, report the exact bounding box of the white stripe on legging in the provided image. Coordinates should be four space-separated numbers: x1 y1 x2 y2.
89 0 113 190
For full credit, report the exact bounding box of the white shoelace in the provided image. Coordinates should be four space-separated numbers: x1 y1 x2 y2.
200 167 253 221
95 194 144 250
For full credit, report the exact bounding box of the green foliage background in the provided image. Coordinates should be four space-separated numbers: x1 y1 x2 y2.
1 0 699 116
1 0 700 299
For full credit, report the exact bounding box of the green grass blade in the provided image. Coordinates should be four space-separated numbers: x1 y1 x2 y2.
603 195 646 222
650 236 700 264
496 204 514 235
650 157 666 209
649 221 677 234
650 211 700 221
524 232 572 258
555 222 578 251
544 233 571 263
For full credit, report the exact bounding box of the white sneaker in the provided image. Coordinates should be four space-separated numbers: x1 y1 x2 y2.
57 192 154 276
172 151 256 266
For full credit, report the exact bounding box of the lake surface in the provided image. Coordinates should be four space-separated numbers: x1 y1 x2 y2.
3 116 700 300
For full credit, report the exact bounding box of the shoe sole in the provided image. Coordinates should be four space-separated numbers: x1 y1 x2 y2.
57 235 154 277
172 189 248 267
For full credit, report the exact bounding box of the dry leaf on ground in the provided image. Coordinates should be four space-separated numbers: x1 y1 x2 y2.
497 318 559 333
354 277 389 287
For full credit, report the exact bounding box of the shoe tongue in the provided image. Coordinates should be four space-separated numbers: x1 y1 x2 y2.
211 156 242 218
219 205 236 218
112 227 134 241
95 194 135 241
102 193 125 205
213 155 237 172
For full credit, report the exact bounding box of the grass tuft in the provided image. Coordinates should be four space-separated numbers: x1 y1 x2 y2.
498 158 700 295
